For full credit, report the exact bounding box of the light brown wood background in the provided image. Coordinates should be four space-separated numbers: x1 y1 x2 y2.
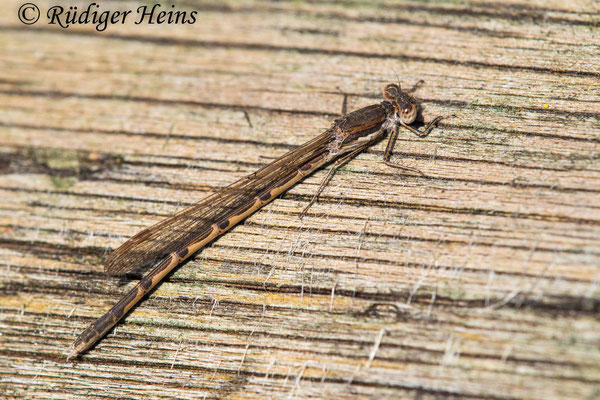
1 1 599 399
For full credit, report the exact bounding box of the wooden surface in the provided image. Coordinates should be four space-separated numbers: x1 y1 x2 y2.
1 1 599 399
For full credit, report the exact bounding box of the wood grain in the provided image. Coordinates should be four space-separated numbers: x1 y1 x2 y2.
1 1 599 399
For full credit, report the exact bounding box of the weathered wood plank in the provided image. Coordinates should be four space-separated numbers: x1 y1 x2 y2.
1 0 599 399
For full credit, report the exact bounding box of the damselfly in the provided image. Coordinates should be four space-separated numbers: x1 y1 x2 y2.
68 82 445 358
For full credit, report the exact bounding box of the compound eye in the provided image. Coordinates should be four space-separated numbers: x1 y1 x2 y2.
400 103 417 124
383 83 400 101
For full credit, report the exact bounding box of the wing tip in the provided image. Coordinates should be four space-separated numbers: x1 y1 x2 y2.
102 251 124 276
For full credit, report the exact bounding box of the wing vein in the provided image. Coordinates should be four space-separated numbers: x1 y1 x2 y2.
104 128 335 274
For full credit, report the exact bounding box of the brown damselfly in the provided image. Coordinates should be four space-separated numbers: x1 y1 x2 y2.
68 82 445 358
